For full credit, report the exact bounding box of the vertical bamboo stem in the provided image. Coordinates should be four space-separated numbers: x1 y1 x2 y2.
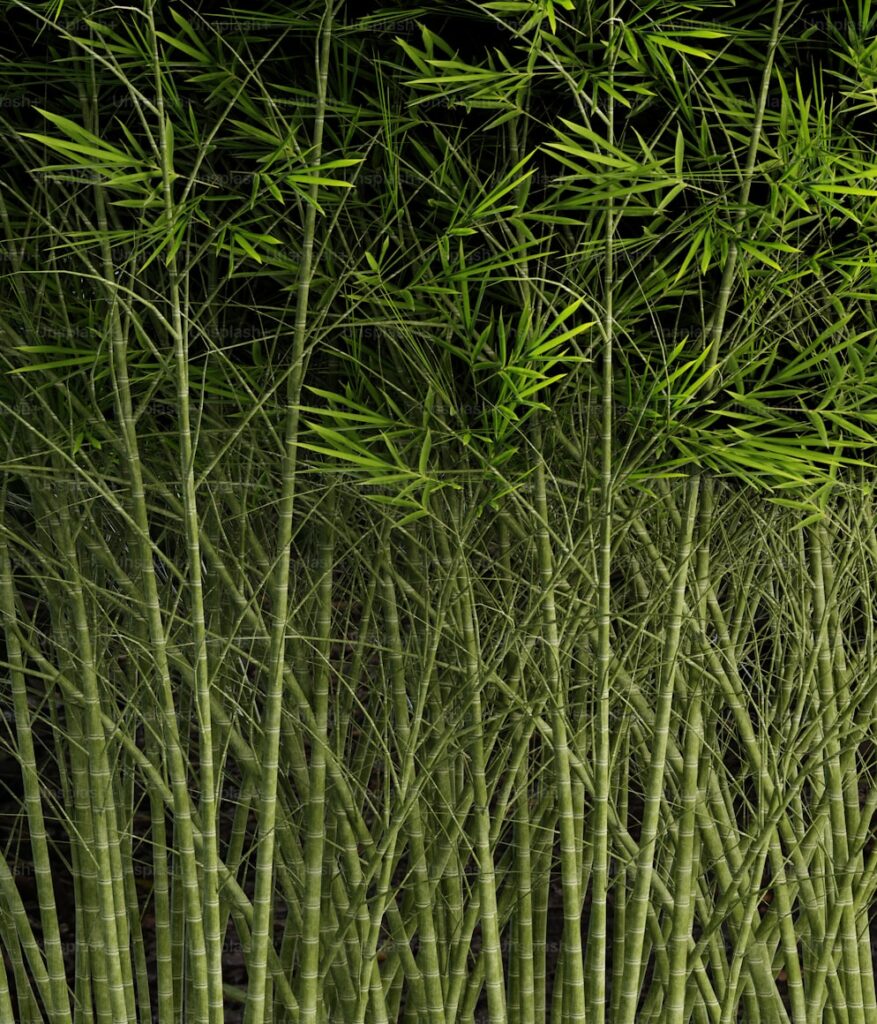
244 5 333 1021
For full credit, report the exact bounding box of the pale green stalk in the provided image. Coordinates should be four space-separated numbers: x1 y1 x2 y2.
48 493 131 1024
458 616 770 1016
5 603 333 1019
719 844 772 1024
144 4 224 1016
353 825 398 1024
78 514 137 1023
104 763 136 1023
665 637 705 1024
242 7 334 1020
587 8 616 1017
20 569 306 1019
145 704 176 1024
820 524 877 1019
641 22 790 1011
0 531 71 1024
297 480 337 1024
380 539 446 1024
116 763 150 1021
527 417 587 1024
808 524 864 1024
78 91 211 1024
512 751 535 1024
64 683 108 1024
616 475 700 1024
442 511 506 1024
498 517 536 1024
766 833 806 1024
621 508 828 1013
610 739 630 1024
0 940 13 1024
667 415 714 1022
0 871 50 1024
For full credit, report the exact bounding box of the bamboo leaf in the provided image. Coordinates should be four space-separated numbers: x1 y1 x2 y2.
647 35 716 58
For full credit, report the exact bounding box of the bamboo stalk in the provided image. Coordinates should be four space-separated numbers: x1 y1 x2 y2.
616 475 700 1024
244 5 334 1021
0 531 72 1024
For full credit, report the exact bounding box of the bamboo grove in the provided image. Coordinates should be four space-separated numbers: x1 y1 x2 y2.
1 1 877 1022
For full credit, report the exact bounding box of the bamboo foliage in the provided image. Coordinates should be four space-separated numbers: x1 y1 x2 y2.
0 1 876 1022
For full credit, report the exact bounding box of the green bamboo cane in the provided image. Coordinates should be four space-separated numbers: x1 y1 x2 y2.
528 786 555 1024
144 702 176 1024
610 739 630 1024
19 588 305 1019
444 510 507 1024
306 808 374 1007
116 763 151 1022
243 6 334 1019
616 475 700 1024
430 692 465 993
0 933 14 1024
343 684 471 1022
63 682 108 1024
552 943 566 1024
666 469 715 1024
498 516 536 1024
554 478 818 1006
766 833 806 1024
513 751 536 1024
169 824 185 1014
319 811 372 998
692 734 787 1021
0 532 71 1024
477 44 553 1015
684 732 859 1021
83 119 211 1024
51 499 129 1024
699 609 828 950
386 959 405 1024
718 841 772 1024
585 9 618 1018
297 481 337 1024
380 537 447 1024
641 544 830 1007
529 417 586 1024
0 599 311 1015
460 951 487 1024
79 505 328 908
665 648 706 1024
454 625 767 1018
599 21 788 1007
819 525 876 1019
142 4 224 1016
79 515 137 1023
758 552 807 1024
411 530 460 1005
353 825 398 1024
492 729 545 1017
428 523 477 1023
446 646 723 1007
104 756 136 1023
314 824 368 1016
12 361 109 1024
808 524 865 1024
0 890 42 1024
790 612 833 1004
